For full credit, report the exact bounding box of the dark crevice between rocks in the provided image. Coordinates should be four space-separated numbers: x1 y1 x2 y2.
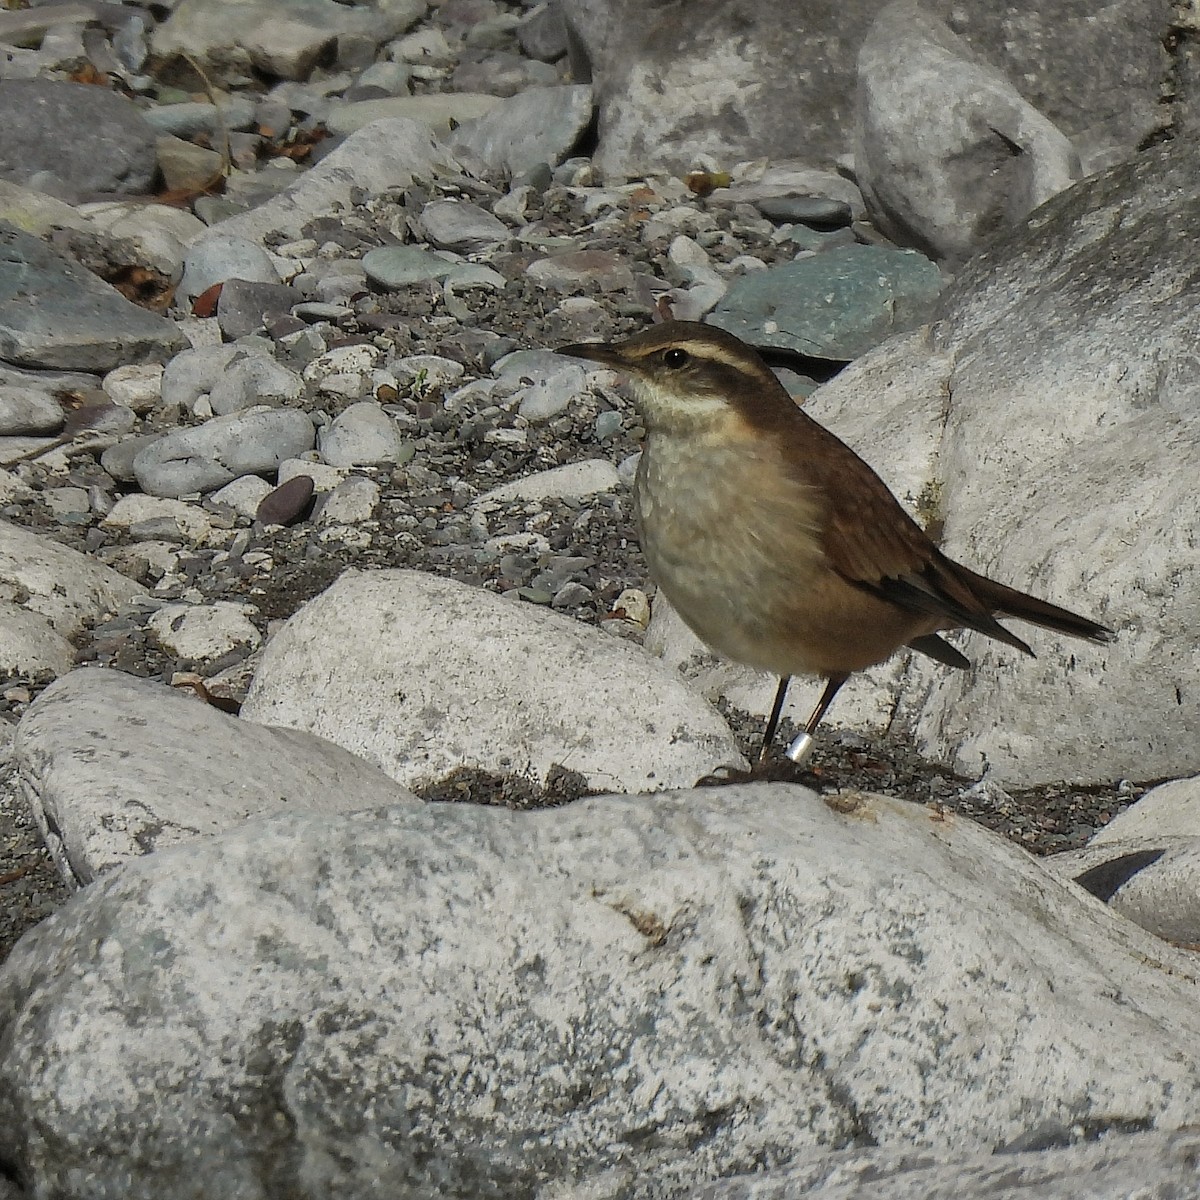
0 1156 27 1199
1073 848 1167 903
996 1114 1155 1154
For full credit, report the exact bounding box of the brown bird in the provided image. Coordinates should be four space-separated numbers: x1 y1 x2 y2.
557 320 1113 766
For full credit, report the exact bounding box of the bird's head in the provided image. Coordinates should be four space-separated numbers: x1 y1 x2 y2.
556 321 792 436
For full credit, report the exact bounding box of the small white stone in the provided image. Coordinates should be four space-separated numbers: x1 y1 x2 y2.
611 588 651 629
316 372 367 400
478 459 619 504
277 459 349 493
210 476 274 520
147 601 262 660
103 495 213 544
102 364 164 414
391 355 466 391
318 476 381 525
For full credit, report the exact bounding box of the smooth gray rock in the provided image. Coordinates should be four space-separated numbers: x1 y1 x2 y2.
361 244 459 288
712 166 865 223
100 362 163 413
1041 778 1200 944
178 233 281 303
99 433 161 483
132 407 316 497
147 600 262 661
159 343 246 411
418 198 508 251
156 135 225 194
142 97 258 138
74 198 207 279
1093 777 1200 845
0 223 185 371
0 386 63 435
14 669 419 887
855 2 1081 267
208 352 303 416
753 195 853 228
215 279 301 340
708 244 942 361
316 475 379 524
526 249 635 293
3 786 1200 1198
317 401 404 467
695 1129 1200 1199
450 85 593 176
0 80 157 197
210 474 273 519
492 347 575 382
347 60 413 98
514 361 586 421
452 51 561 98
478 458 619 503
102 494 212 544
561 0 1163 176
517 1 568 61
242 568 744 791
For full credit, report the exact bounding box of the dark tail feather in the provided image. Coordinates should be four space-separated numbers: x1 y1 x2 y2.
961 569 1114 645
908 633 971 669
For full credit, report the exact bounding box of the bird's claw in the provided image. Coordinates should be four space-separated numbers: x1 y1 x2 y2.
694 762 757 787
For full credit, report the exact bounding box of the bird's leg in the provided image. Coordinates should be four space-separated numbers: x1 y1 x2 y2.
785 675 848 766
758 675 791 762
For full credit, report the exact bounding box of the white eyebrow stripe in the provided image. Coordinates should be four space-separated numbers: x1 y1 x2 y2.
628 340 760 373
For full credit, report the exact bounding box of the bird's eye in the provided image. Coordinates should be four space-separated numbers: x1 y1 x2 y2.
663 348 689 369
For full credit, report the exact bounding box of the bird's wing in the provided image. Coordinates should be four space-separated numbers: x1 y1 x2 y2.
796 414 1034 654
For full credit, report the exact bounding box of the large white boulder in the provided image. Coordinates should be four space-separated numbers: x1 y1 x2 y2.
14 669 418 886
1 786 1198 1197
241 568 745 792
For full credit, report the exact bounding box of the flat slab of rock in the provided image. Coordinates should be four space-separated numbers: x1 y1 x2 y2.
0 223 185 371
2 786 1200 1197
241 568 744 791
14 669 419 886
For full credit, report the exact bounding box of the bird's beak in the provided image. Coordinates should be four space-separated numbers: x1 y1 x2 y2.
556 341 625 369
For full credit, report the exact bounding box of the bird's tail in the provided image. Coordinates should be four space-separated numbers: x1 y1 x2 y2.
961 568 1114 644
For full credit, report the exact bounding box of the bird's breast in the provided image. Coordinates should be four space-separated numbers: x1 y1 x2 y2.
635 426 828 669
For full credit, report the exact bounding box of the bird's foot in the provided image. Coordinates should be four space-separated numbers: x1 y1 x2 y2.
694 755 815 787
693 761 760 787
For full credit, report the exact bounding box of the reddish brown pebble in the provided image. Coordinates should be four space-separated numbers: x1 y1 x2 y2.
256 474 315 526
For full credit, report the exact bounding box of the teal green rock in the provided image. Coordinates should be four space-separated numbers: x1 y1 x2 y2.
708 243 942 360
